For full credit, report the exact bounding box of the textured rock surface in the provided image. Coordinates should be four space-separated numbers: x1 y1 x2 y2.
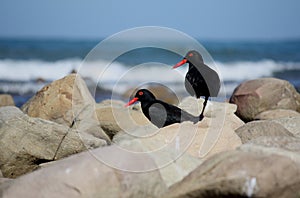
114 97 243 160
178 97 244 130
230 78 300 122
235 120 294 143
0 94 14 107
271 116 300 137
21 74 110 143
96 100 150 138
240 136 300 164
1 145 168 198
164 150 300 198
115 138 202 188
0 106 106 178
255 109 300 120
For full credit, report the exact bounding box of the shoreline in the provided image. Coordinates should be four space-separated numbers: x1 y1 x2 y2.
0 74 300 197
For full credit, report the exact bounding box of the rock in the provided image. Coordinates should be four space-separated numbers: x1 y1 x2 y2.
0 94 14 107
160 122 242 159
240 136 300 162
157 151 202 188
271 116 300 137
123 84 179 105
114 137 202 188
111 98 243 187
239 135 300 170
255 109 300 120
178 97 244 130
0 178 13 196
21 74 110 143
0 106 106 178
230 78 300 122
235 120 294 143
115 97 243 160
164 149 300 198
1 145 168 198
96 100 150 138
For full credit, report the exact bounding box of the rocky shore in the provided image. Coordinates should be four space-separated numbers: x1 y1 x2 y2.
1 74 300 197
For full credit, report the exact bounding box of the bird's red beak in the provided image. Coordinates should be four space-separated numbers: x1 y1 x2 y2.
125 97 138 107
173 58 187 69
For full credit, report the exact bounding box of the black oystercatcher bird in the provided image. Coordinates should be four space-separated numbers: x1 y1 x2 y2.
125 89 200 128
173 50 220 120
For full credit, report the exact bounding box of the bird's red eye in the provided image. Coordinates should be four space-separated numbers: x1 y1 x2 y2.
138 91 143 96
189 53 193 57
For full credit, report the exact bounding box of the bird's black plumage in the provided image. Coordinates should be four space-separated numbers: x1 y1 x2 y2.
126 89 199 128
173 50 220 120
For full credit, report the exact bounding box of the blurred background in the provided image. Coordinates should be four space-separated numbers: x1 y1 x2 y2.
1 0 300 106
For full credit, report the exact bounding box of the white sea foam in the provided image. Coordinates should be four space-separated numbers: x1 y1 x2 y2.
216 60 285 81
0 59 81 81
0 58 299 95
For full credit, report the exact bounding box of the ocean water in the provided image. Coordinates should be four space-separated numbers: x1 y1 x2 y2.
0 38 300 107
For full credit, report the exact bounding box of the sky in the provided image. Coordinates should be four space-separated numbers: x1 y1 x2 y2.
1 0 300 40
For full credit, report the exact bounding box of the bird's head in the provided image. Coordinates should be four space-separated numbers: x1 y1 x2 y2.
125 89 156 107
173 50 204 69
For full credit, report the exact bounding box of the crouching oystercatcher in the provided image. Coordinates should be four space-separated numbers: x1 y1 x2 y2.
125 89 200 128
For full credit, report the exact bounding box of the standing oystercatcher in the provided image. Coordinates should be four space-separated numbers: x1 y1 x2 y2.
125 89 199 128
173 50 220 120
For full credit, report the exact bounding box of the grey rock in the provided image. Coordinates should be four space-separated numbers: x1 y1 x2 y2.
271 116 300 137
245 136 300 153
230 78 300 122
235 120 294 143
1 145 167 198
0 106 106 178
21 74 111 143
116 138 202 188
164 150 300 198
239 136 300 165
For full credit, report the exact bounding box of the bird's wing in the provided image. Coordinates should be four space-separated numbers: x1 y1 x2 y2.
148 103 168 128
186 65 220 97
185 72 208 97
201 65 221 96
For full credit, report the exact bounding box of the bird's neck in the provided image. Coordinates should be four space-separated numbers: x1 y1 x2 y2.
140 99 155 110
188 64 198 71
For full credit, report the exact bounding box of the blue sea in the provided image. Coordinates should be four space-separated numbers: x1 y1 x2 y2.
0 38 300 107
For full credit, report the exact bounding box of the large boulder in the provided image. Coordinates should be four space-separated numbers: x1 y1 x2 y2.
0 94 14 107
165 133 300 198
21 74 110 143
1 145 168 198
164 149 300 198
230 78 300 122
235 120 294 143
0 106 106 178
114 97 243 160
112 98 243 187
